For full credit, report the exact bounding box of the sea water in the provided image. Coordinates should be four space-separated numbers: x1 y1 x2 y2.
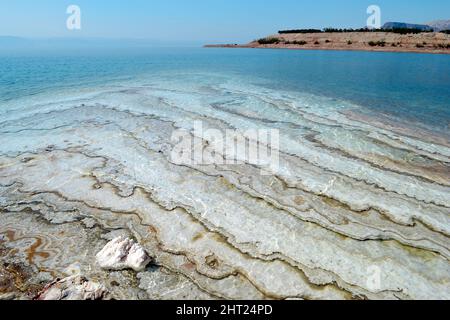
0 46 449 299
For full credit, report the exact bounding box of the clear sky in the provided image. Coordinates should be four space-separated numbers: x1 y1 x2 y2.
0 0 449 43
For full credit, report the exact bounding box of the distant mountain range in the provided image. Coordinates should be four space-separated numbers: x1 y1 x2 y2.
382 22 433 31
382 20 450 31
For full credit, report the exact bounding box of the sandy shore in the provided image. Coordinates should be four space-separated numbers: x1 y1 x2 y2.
206 32 450 54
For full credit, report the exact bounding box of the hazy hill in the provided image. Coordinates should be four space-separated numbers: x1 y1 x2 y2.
382 22 433 31
382 20 450 32
427 20 450 31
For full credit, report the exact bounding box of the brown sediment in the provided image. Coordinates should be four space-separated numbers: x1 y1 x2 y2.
26 238 50 265
1 230 51 265
192 232 205 242
1 230 16 242
205 254 220 269
0 242 45 297
293 196 305 206
0 262 36 294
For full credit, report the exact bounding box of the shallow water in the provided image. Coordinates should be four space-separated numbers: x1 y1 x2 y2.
1 47 449 130
0 47 449 300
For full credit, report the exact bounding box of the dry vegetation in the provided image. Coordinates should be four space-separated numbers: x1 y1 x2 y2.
207 31 450 54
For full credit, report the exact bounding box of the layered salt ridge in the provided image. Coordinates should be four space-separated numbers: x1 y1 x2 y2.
0 73 449 300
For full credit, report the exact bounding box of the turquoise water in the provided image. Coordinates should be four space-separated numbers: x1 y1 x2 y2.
1 47 450 300
0 47 449 133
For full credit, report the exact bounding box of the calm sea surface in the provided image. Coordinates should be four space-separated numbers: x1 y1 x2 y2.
0 47 449 133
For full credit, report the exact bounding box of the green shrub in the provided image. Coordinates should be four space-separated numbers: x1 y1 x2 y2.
323 28 374 33
257 37 280 45
383 28 432 34
286 40 307 45
347 40 352 45
279 29 322 34
368 40 386 47
278 27 434 35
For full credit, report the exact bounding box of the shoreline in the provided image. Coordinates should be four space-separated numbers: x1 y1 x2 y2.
205 44 450 55
205 31 450 55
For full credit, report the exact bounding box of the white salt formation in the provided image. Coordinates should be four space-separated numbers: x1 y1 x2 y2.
35 276 108 300
96 236 151 272
0 72 449 299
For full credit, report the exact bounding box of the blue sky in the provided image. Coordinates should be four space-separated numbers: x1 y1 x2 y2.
0 0 448 43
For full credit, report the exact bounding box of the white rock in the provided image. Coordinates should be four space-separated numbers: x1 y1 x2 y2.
96 236 151 272
35 276 108 300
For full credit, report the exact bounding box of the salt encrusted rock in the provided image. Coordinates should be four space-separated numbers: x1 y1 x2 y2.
96 236 151 272
34 276 108 300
